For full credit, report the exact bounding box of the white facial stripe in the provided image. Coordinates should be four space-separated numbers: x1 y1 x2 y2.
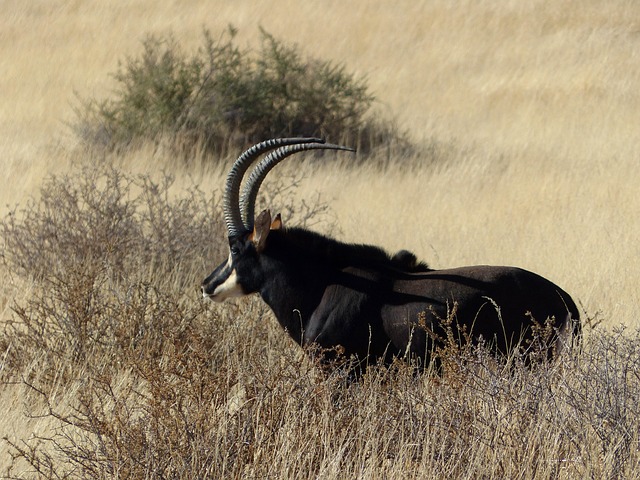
211 268 244 301
208 254 244 301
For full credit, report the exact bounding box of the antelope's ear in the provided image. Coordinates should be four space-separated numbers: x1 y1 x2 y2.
271 213 283 230
250 209 272 252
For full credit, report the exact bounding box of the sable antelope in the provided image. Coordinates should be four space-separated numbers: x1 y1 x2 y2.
202 138 580 370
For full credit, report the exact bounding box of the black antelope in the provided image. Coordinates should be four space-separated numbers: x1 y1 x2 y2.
202 138 580 371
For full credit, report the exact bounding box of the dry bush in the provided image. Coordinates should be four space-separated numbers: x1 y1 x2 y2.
1 165 222 385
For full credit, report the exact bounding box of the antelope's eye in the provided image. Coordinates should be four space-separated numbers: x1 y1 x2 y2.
230 245 241 256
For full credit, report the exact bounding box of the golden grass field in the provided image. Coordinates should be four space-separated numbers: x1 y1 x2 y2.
2 1 640 477
3 0 639 326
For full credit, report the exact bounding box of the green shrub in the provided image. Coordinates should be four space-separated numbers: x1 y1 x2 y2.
75 27 410 161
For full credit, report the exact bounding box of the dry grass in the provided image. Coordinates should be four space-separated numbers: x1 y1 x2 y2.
2 0 640 477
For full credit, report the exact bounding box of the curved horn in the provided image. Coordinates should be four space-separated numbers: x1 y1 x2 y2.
223 137 325 238
240 142 355 231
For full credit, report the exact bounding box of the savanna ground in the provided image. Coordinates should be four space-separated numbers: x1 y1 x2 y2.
1 1 640 478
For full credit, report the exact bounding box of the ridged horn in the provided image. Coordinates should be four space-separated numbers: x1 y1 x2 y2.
240 142 355 231
223 137 325 238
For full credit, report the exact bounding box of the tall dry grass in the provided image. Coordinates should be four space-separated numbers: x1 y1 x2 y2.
2 0 640 477
2 0 639 324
